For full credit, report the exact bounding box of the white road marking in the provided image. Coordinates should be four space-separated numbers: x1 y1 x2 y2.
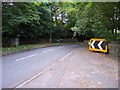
16 54 38 62
15 48 75 88
58 46 64 48
43 49 54 53
59 50 74 62
98 41 103 50
15 64 54 88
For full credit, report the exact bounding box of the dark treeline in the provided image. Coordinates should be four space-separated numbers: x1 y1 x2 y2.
2 2 120 46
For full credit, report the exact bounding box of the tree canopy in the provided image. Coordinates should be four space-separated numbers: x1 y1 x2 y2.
71 2 120 40
2 2 51 39
2 2 120 41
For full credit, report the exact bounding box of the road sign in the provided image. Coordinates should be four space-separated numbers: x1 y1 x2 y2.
88 38 109 54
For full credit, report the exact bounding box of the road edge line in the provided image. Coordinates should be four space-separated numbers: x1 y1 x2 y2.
14 48 76 89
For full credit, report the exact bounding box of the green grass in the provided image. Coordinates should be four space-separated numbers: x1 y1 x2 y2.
1 42 82 56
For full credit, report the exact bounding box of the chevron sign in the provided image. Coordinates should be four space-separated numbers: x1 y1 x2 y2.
89 38 109 53
91 40 105 50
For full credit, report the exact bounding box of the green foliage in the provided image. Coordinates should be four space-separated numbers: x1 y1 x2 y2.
2 2 120 42
1 42 82 55
2 2 51 39
1 43 62 55
71 2 120 40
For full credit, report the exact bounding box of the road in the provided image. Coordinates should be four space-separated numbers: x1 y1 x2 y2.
2 45 80 88
19 46 118 88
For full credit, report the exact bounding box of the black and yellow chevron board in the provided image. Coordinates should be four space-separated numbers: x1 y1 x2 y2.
89 38 108 53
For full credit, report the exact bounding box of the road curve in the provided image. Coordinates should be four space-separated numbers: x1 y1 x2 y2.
2 45 80 88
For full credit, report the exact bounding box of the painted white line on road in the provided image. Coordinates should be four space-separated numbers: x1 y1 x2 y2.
58 46 64 48
15 63 55 88
43 49 54 53
16 54 38 62
59 50 74 62
15 48 75 88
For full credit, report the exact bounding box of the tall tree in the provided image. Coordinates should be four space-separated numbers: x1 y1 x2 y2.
2 2 51 39
71 2 120 40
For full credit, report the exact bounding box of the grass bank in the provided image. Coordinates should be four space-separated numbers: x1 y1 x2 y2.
1 42 82 56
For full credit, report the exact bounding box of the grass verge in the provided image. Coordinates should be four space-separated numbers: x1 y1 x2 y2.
1 42 82 56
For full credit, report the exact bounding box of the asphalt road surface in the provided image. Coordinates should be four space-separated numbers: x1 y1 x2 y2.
2 45 80 88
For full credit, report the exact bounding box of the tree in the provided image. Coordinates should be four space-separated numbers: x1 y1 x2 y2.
71 2 120 40
2 2 52 39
